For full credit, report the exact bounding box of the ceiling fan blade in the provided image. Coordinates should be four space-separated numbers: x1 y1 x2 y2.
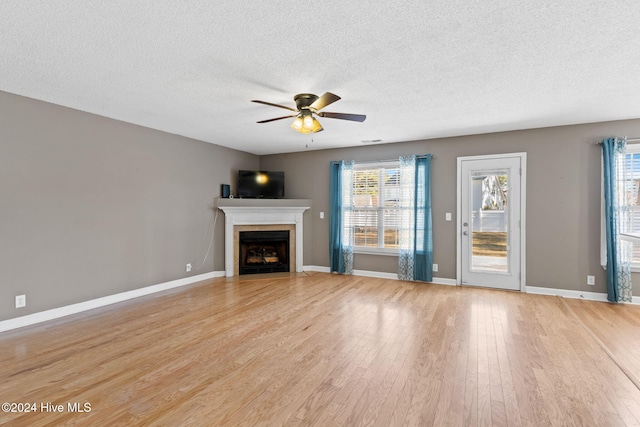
318 112 366 122
309 92 341 111
251 100 297 112
257 115 297 123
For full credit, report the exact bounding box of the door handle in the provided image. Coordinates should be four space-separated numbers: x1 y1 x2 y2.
463 231 468 235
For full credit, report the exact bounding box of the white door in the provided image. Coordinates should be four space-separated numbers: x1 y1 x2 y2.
457 153 525 290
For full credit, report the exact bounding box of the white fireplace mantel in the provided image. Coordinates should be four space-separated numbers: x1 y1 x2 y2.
218 199 310 277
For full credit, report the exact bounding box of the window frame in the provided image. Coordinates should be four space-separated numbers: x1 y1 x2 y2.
351 161 401 256
624 144 640 272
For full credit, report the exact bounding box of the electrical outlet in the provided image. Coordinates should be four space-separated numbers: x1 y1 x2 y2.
320 211 325 219
186 263 192 272
587 275 595 286
15 294 26 308
445 213 452 221
433 263 438 272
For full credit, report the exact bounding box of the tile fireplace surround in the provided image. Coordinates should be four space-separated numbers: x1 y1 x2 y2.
218 199 311 277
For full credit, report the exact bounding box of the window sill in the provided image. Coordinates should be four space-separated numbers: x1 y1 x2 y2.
353 247 399 257
602 263 640 273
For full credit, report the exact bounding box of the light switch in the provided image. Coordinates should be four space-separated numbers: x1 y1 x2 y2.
445 212 452 221
320 211 325 219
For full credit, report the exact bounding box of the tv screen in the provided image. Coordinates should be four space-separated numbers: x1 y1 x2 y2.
237 170 285 199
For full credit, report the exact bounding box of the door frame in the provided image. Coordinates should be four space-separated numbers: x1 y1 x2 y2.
456 152 527 291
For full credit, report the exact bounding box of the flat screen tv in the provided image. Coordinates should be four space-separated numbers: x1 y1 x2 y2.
237 170 285 199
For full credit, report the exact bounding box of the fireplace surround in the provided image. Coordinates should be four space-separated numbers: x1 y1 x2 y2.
218 199 310 277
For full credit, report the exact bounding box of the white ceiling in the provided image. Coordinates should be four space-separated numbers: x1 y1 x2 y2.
2 1 640 155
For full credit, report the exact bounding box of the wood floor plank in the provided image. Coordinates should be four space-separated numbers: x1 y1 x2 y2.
490 292 523 427
2 273 640 426
476 290 493 427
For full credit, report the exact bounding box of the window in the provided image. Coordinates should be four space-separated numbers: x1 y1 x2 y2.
620 145 640 267
602 143 640 270
349 162 401 254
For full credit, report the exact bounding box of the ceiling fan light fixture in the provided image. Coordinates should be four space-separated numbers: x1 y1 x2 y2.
303 114 313 129
291 115 323 134
309 117 323 133
291 116 304 132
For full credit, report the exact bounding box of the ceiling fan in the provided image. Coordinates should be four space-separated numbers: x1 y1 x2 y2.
251 92 366 134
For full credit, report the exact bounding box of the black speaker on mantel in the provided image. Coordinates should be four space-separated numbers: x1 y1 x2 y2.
221 184 230 198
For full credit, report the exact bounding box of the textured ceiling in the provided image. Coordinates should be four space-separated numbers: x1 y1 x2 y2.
2 1 640 155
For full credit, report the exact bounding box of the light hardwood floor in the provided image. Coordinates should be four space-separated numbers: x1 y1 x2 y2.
1 272 640 426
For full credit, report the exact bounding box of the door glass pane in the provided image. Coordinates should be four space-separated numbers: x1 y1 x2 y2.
470 170 508 272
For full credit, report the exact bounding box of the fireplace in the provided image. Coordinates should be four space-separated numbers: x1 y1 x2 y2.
218 200 310 277
239 230 290 275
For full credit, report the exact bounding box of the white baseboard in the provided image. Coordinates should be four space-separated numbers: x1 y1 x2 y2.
0 270 226 333
353 269 399 280
526 286 640 305
526 286 609 301
431 277 458 286
304 265 331 273
303 265 456 286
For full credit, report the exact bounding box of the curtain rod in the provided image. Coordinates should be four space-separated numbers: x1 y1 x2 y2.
596 137 640 145
355 155 434 164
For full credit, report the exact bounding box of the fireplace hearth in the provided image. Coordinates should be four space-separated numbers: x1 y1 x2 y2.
239 230 290 275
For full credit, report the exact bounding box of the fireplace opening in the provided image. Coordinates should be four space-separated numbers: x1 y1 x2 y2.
238 230 290 275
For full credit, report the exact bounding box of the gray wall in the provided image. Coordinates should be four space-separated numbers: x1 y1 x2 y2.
260 119 640 296
0 91 258 321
